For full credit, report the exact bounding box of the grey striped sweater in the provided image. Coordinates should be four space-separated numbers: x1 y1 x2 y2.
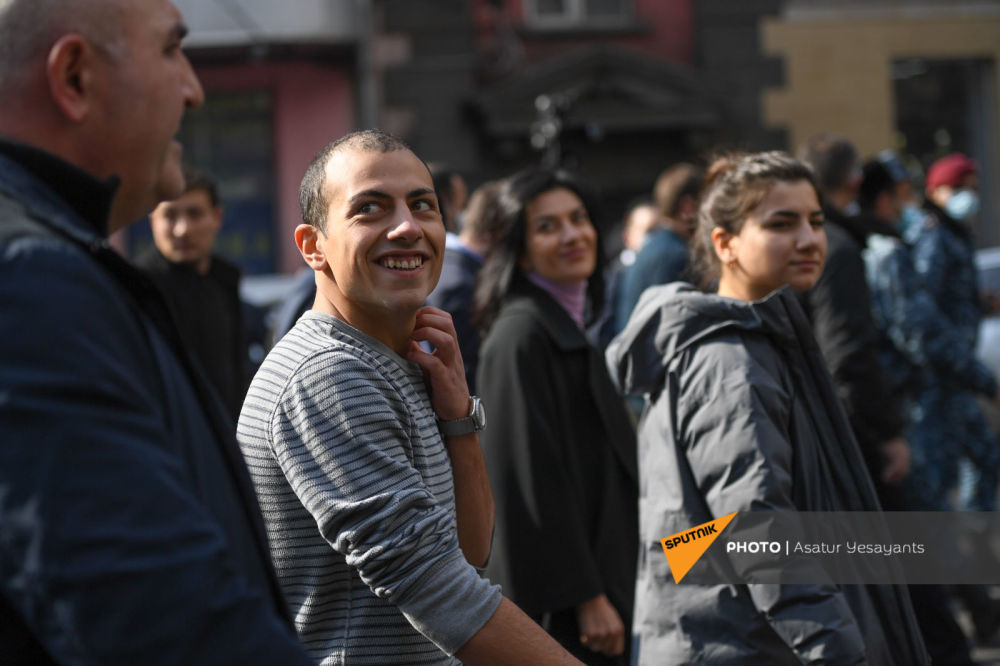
238 311 501 665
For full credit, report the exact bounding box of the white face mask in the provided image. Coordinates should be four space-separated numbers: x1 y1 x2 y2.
945 188 981 222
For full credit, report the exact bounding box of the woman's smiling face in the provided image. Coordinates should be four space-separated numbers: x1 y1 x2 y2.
520 187 597 285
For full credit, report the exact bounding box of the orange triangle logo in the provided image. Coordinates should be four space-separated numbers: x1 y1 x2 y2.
660 512 737 583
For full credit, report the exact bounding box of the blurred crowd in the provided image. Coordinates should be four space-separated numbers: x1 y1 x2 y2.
3 1 1000 665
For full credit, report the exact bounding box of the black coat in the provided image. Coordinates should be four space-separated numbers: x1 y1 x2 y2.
799 205 904 476
135 248 247 424
478 276 638 663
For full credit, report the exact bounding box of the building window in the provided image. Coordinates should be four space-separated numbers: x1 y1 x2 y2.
525 0 633 27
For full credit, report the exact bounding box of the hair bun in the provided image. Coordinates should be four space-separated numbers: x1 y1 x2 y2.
703 153 746 191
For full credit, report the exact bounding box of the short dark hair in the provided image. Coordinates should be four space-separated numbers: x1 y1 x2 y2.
461 179 504 242
182 168 220 207
299 129 413 232
653 163 703 219
858 159 898 212
472 167 606 334
797 133 858 197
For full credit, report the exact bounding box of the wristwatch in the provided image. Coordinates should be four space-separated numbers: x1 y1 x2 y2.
437 396 487 437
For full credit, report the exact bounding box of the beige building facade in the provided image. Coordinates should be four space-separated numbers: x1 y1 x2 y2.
761 2 1000 242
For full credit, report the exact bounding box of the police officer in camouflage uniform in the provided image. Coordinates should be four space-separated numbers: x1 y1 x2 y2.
862 153 1000 655
904 153 1000 512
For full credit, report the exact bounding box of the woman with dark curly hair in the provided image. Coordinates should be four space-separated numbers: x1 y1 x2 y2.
606 151 928 665
474 167 638 665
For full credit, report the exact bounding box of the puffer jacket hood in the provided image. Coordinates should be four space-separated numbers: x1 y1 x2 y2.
607 281 798 398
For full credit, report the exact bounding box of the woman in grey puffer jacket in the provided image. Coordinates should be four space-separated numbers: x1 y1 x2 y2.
606 152 928 665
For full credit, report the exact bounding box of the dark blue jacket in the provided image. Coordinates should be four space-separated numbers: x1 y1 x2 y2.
907 200 995 395
0 142 312 665
614 227 690 335
426 238 483 393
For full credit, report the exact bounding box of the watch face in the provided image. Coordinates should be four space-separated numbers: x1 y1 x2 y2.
474 399 486 431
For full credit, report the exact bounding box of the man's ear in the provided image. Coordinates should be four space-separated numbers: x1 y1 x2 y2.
46 34 99 123
295 224 328 271
211 206 224 231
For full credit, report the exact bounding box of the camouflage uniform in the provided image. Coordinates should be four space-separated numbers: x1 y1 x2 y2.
878 202 1000 510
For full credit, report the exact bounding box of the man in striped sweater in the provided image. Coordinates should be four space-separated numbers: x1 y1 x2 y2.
238 129 581 665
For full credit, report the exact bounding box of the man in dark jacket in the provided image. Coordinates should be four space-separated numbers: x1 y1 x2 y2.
0 1 312 663
614 163 701 334
135 168 248 423
426 180 503 393
798 133 909 490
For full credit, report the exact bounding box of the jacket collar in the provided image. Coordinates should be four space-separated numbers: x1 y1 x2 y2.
0 137 118 240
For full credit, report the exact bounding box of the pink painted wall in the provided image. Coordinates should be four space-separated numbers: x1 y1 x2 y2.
195 62 354 273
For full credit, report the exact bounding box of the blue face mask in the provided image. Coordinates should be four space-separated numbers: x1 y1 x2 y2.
945 188 980 222
899 204 925 235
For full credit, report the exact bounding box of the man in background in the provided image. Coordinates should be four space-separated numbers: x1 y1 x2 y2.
427 179 503 393
615 163 701 333
798 133 909 488
431 162 469 234
588 196 660 351
136 168 247 423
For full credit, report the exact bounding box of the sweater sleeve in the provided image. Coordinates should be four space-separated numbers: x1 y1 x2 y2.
478 316 605 613
676 336 867 665
269 351 500 655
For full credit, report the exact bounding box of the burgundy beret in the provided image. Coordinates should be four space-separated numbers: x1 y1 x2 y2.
925 152 977 194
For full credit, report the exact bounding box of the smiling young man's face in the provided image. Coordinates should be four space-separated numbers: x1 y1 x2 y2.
314 146 445 329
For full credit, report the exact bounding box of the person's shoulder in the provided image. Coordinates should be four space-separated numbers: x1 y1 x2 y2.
676 326 784 395
205 253 241 287
821 220 861 258
0 230 156 394
481 297 551 354
428 254 477 304
278 315 411 386
1 227 125 311
636 228 685 260
132 245 167 271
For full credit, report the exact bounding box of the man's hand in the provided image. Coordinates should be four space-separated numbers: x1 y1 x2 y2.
576 594 625 657
408 306 493 565
880 437 911 484
408 306 470 420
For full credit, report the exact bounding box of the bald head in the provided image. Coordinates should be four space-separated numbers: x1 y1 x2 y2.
0 0 125 96
0 0 203 232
